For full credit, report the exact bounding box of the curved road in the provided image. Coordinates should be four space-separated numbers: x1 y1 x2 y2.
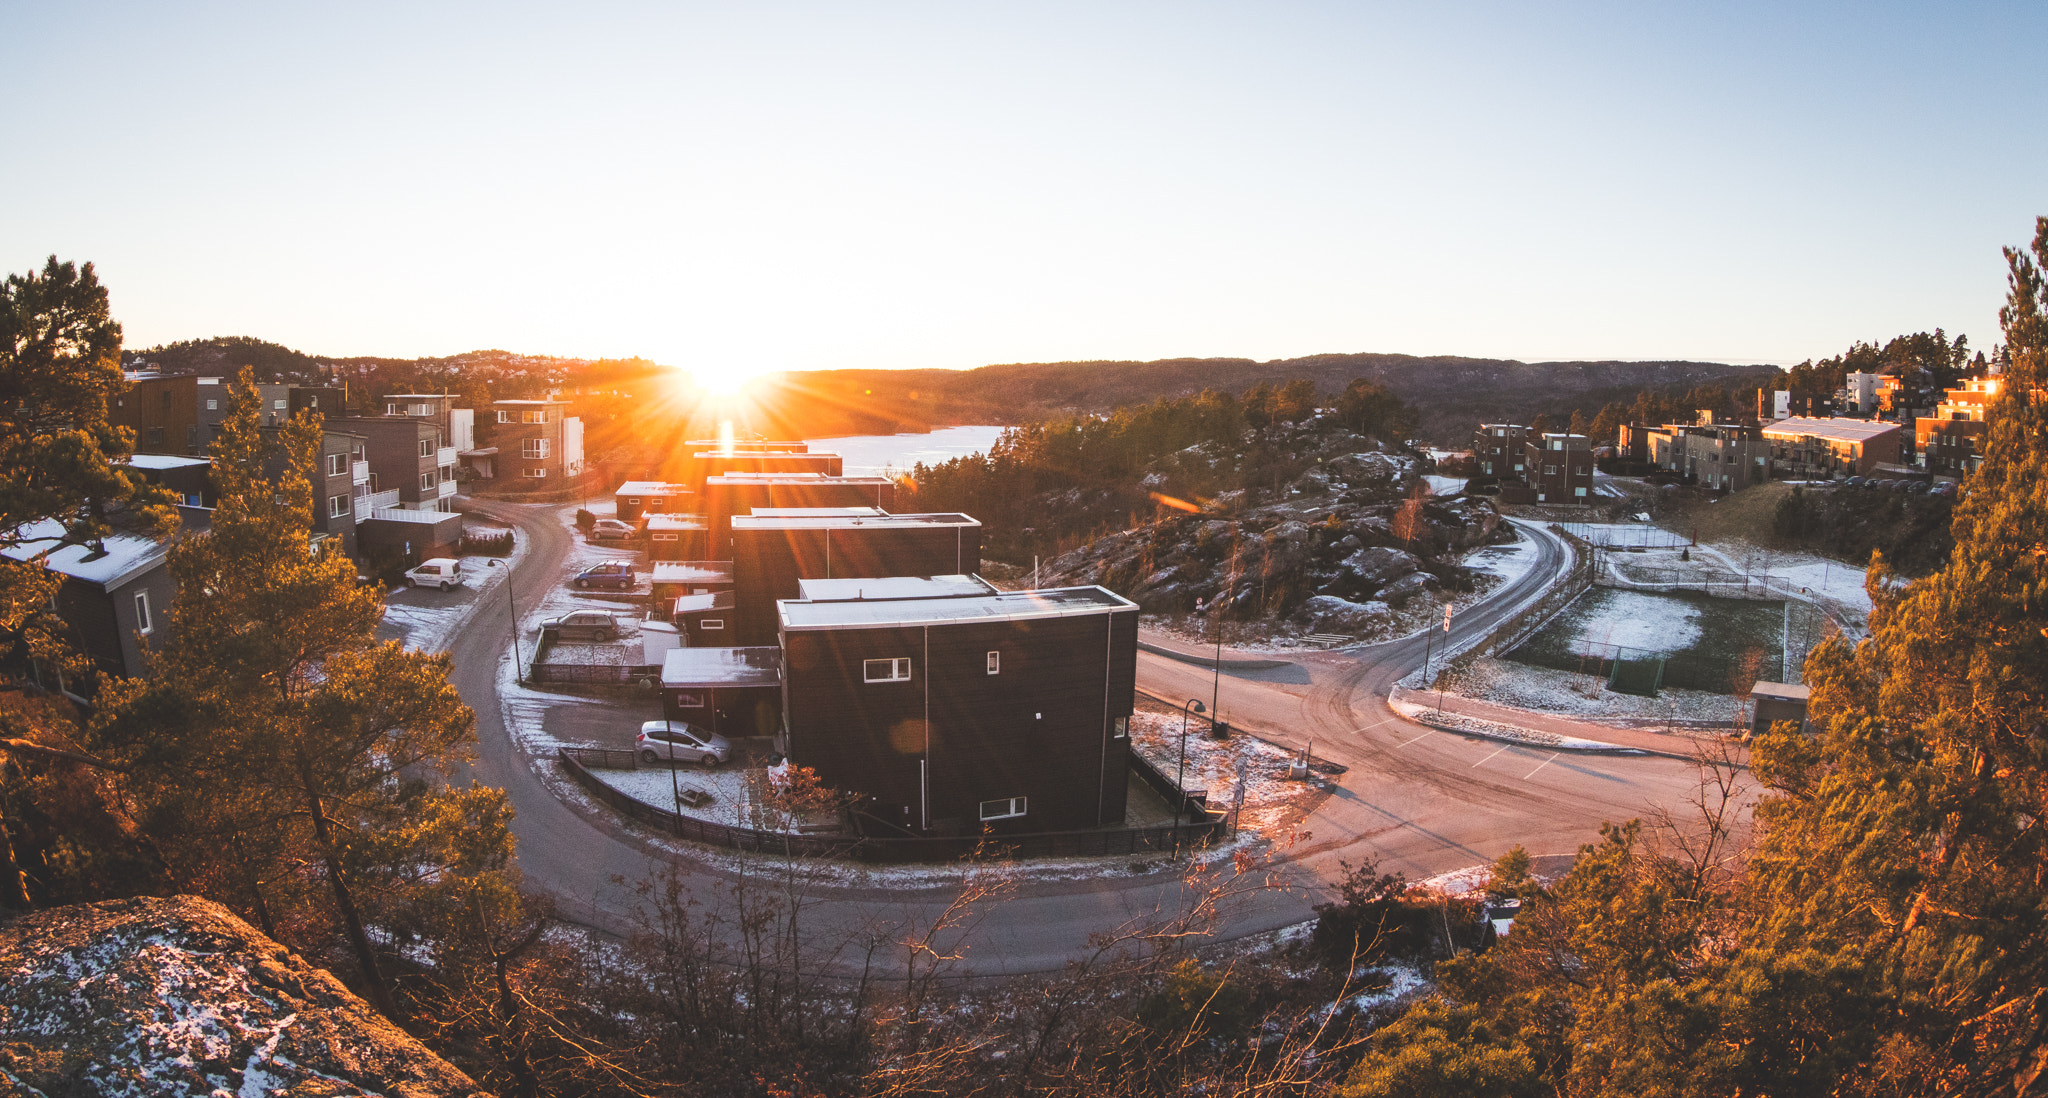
452 503 1714 976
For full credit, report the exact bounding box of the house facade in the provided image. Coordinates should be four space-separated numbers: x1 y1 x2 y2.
729 512 984 645
1521 433 1594 502
1761 417 1902 479
778 582 1139 835
2 523 173 683
1471 424 1529 483
493 399 584 482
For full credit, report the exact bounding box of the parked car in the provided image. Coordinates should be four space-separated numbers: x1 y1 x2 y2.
637 720 732 767
539 610 622 642
587 518 636 540
404 558 463 590
1843 476 1864 488
573 561 637 590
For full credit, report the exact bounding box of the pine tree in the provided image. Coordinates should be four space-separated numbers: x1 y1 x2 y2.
93 371 506 1019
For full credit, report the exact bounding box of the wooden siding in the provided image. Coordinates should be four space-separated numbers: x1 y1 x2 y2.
732 523 983 645
781 607 1136 834
703 477 897 557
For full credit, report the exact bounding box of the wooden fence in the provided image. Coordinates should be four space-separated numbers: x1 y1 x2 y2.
557 746 1228 865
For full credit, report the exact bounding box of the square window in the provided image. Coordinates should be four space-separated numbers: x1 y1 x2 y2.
863 657 911 683
206 399 218 411
134 591 152 634
418 439 433 458
986 651 1000 675
496 410 511 423
329 494 349 518
326 453 346 477
978 796 1026 821
273 398 287 410
420 472 435 492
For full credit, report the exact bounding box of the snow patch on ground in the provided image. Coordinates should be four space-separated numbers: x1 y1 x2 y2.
1567 587 1703 652
1388 696 1633 752
1415 864 1493 896
376 516 526 653
1422 474 1466 496
1433 658 1753 730
1347 960 1430 1012
1128 710 1326 835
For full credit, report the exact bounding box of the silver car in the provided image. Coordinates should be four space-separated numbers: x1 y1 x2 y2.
637 720 732 767
539 610 621 642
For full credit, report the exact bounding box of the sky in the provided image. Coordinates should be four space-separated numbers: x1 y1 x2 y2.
4 2 2043 382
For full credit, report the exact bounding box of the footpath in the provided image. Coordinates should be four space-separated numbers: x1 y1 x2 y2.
1390 684 1746 764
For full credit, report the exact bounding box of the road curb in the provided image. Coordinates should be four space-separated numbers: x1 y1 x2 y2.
1136 640 1293 671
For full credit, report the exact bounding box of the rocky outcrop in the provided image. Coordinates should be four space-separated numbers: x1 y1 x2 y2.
0 895 482 1097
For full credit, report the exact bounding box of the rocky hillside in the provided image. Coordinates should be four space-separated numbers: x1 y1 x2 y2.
1039 446 1504 639
0 895 481 1096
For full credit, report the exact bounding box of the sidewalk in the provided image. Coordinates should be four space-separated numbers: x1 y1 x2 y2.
1136 629 1294 669
1390 684 1746 762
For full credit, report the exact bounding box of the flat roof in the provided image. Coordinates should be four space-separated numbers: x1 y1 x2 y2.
692 450 839 460
749 507 888 519
1761 417 1900 444
615 481 690 495
672 590 736 615
491 399 566 406
1 520 166 589
780 585 1135 631
361 509 459 526
733 512 977 531
1751 681 1812 703
686 439 809 451
382 393 454 400
647 513 707 530
651 561 733 584
121 454 211 470
706 472 890 485
797 575 997 601
661 645 782 689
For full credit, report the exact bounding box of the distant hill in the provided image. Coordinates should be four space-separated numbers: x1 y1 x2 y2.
122 336 1774 444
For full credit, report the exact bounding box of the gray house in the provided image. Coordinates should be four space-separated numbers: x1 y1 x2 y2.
2 521 174 683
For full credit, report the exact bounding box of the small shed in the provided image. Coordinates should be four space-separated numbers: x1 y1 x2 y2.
660 645 783 737
672 590 737 645
614 481 692 523
1751 682 1812 736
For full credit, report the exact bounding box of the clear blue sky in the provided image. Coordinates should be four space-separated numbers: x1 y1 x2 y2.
5 2 2042 380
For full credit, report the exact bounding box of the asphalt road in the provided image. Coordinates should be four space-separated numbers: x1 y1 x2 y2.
449 502 1722 977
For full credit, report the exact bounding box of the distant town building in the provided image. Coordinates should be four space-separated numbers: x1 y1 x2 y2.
1520 433 1594 502
1470 424 1529 483
1761 416 1901 479
614 481 693 523
492 399 584 482
1 522 173 684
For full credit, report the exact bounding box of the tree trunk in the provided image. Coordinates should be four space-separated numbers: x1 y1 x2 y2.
300 770 397 1018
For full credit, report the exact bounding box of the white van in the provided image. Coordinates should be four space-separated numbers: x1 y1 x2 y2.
404 558 463 590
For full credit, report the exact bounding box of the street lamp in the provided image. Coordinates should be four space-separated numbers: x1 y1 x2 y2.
487 559 524 682
1177 698 1206 836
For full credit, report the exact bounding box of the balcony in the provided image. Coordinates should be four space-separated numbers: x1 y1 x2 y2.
355 488 400 523
437 446 457 468
352 460 370 486
436 478 457 499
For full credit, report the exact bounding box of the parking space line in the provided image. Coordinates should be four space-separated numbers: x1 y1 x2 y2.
1524 752 1560 780
1472 745 1509 768
1395 730 1434 748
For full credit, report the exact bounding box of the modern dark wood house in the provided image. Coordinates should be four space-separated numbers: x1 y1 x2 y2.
1 522 174 683
777 581 1139 836
652 561 734 620
702 473 898 556
729 512 982 645
682 449 843 492
614 481 693 523
661 645 783 737
646 513 711 561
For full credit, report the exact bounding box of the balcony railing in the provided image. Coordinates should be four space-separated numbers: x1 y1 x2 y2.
436 478 457 498
355 488 401 523
352 460 370 486
437 446 457 468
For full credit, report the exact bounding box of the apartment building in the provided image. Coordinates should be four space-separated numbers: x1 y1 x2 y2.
1470 424 1529 483
492 399 584 482
1521 433 1594 502
1761 417 1902 479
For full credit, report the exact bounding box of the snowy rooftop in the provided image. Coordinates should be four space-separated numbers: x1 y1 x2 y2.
685 439 809 452
733 512 977 530
748 507 888 519
797 575 996 602
0 520 166 588
121 454 211 471
651 561 733 585
615 481 689 496
1752 681 1812 703
780 585 1134 631
706 472 891 485
672 590 736 615
1762 417 1900 444
646 513 707 531
661 645 782 689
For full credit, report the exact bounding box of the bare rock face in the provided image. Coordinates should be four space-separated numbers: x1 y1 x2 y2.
0 895 482 1097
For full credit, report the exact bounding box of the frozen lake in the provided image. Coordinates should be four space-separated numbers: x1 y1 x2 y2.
804 425 1007 477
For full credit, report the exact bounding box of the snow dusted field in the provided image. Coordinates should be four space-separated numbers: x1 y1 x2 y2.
1433 658 1750 727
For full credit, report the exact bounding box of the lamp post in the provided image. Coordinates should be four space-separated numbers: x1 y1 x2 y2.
488 559 524 682
1176 698 1206 853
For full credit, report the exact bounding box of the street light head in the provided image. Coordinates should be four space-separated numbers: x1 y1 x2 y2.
1190 700 1206 713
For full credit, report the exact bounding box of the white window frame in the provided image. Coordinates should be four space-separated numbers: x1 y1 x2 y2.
497 410 511 423
420 472 435 492
418 438 434 458
1113 716 1129 740
134 591 152 635
206 399 218 411
986 651 1000 675
978 796 1026 821
699 619 724 631
524 409 547 424
672 692 705 708
273 398 287 410
863 657 912 683
329 494 349 518
522 439 551 459
524 467 547 478
653 533 678 542
326 453 346 477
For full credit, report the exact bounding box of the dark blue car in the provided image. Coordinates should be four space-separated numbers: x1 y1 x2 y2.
572 560 637 590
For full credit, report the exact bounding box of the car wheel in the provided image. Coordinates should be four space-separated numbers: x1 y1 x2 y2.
641 749 658 765
405 577 416 588
700 754 719 769
443 580 456 590
575 578 587 589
